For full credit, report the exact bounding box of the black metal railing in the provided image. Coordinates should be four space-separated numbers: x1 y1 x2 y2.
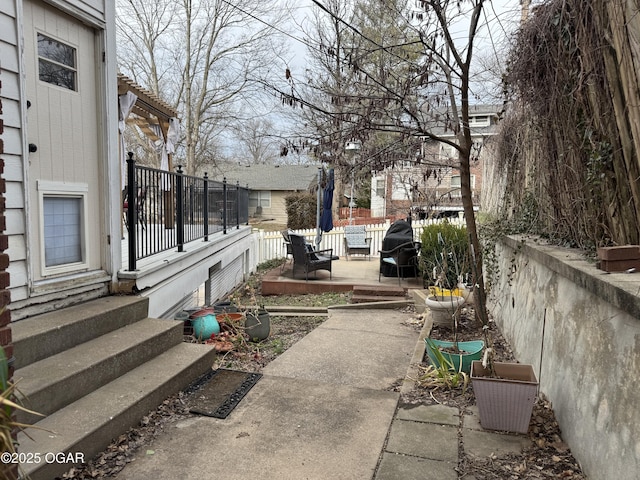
124 152 249 270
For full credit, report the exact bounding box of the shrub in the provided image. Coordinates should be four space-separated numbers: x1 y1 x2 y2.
285 192 316 229
420 222 469 289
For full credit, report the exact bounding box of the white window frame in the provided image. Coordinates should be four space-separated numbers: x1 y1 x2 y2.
249 191 271 209
450 175 476 197
37 181 89 276
469 115 490 127
36 32 79 92
439 143 457 160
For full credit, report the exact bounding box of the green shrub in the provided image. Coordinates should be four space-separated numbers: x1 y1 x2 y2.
420 222 469 289
285 192 316 229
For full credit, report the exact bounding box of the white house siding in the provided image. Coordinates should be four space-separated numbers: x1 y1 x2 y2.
1 1 29 303
2 0 118 319
43 0 106 26
370 174 386 218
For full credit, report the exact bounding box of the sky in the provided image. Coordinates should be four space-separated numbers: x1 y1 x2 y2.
281 0 524 101
224 0 526 159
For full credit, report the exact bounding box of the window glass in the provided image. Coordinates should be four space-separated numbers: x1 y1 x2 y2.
37 33 77 90
44 197 83 266
450 175 475 189
249 191 271 208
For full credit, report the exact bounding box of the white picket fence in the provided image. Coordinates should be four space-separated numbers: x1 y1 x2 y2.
252 217 465 265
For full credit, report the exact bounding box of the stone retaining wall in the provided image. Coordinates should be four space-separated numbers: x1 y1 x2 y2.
489 235 640 479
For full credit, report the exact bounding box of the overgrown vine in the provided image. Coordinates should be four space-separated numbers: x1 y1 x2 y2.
495 0 640 251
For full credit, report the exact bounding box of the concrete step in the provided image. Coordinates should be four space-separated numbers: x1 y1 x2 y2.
352 284 407 297
351 294 409 304
12 296 149 369
15 317 183 425
17 342 216 480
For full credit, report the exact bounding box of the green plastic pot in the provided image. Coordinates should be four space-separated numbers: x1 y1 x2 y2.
425 338 484 374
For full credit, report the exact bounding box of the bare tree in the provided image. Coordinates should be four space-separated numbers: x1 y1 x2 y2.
230 117 280 164
273 0 496 325
116 0 290 175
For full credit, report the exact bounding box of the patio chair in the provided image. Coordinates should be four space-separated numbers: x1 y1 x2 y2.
281 230 294 271
289 233 334 281
343 225 372 260
122 186 147 232
379 241 421 285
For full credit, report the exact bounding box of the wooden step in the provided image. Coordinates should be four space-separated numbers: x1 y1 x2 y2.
352 284 406 297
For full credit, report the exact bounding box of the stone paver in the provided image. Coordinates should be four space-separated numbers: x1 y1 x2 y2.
385 419 458 462
107 301 540 480
396 404 459 426
463 429 530 458
375 452 457 480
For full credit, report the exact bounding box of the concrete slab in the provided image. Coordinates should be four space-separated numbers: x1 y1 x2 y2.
375 452 457 480
461 402 530 458
396 404 459 426
263 309 418 390
115 375 399 480
462 429 530 458
385 419 458 462
462 405 484 431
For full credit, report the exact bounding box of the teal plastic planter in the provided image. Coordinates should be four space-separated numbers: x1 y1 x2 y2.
425 338 484 374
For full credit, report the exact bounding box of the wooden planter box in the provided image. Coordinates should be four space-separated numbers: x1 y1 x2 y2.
470 361 538 434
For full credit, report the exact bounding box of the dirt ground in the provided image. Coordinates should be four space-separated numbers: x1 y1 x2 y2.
61 272 587 479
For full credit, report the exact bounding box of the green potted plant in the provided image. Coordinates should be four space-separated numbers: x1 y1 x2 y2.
420 221 470 326
420 222 484 374
415 344 469 392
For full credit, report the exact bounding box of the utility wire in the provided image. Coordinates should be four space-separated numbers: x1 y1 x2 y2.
219 0 323 56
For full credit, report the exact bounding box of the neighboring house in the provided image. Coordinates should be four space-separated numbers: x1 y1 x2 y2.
213 163 319 224
370 104 499 218
2 1 255 319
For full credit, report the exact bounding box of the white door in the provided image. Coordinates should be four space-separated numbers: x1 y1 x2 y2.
23 0 103 281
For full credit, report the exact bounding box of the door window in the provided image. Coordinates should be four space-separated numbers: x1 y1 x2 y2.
37 33 77 91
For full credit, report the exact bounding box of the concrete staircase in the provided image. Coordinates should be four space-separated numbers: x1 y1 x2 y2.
350 284 408 303
11 296 216 480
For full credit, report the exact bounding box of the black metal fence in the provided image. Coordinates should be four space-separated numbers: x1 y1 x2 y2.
124 152 249 270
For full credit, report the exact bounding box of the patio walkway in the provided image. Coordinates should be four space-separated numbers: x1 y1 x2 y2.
261 256 424 296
